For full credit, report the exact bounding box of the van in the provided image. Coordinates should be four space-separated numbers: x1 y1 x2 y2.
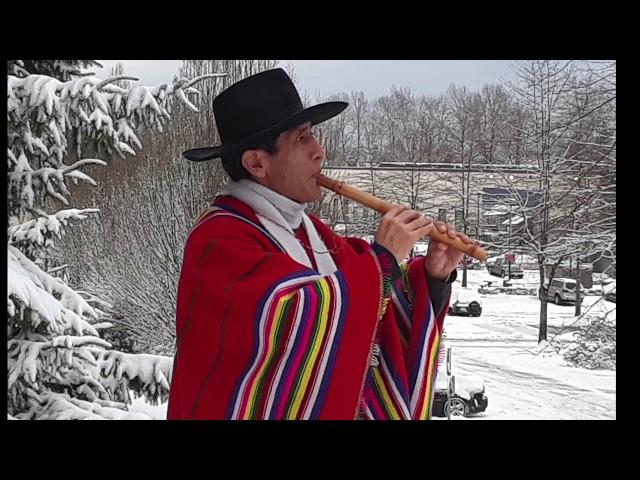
545 278 585 305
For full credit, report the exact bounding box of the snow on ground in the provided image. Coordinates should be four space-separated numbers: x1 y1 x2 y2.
134 268 615 420
128 393 167 420
441 268 616 420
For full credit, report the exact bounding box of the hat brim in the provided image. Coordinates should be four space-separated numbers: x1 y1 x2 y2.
182 101 348 162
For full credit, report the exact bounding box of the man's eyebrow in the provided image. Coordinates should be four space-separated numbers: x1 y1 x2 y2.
287 123 311 138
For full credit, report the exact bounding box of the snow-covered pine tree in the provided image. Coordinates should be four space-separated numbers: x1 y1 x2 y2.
7 59 224 419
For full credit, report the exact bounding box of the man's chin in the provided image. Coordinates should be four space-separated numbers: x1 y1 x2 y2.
286 182 323 204
309 186 323 202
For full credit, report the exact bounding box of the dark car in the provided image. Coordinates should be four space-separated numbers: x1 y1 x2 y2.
604 284 616 303
463 258 482 270
489 258 524 279
432 374 488 418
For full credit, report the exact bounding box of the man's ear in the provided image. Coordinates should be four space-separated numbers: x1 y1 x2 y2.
241 149 269 179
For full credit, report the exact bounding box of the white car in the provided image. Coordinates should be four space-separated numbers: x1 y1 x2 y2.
543 277 585 305
412 241 429 257
432 372 488 417
448 287 483 317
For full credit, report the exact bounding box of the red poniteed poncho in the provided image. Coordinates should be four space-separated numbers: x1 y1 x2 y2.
167 196 450 420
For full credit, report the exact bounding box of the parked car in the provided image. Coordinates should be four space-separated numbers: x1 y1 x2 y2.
510 254 539 271
543 277 585 305
448 287 483 317
432 372 488 417
465 258 482 270
485 255 500 272
412 241 429 258
489 258 524 279
603 281 616 303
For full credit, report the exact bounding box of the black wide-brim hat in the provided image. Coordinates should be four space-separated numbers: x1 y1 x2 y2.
183 68 348 162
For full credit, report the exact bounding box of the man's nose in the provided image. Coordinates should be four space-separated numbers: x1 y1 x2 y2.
311 137 325 162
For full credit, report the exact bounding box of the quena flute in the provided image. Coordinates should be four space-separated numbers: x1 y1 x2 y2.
315 173 488 261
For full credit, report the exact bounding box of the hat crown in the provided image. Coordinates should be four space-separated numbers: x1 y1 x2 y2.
214 68 303 145
181 68 348 162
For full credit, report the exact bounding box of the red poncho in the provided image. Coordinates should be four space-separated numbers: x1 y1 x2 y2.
167 196 449 420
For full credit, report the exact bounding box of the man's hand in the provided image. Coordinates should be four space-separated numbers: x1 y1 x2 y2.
422 218 477 281
374 206 432 264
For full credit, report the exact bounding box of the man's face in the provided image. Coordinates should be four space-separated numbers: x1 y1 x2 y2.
259 122 326 203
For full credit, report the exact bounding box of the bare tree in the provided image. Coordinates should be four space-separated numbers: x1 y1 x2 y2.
489 60 617 342
313 91 349 165
418 96 451 164
350 91 368 165
430 85 482 286
59 60 280 354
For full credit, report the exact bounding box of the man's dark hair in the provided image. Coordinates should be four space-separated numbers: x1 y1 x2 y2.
221 130 281 181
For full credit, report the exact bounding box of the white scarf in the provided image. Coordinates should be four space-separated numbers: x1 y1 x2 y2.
221 179 338 275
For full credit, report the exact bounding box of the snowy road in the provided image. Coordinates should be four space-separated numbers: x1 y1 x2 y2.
442 271 616 420
449 340 615 420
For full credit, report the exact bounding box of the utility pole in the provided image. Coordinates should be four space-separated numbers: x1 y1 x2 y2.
508 204 513 280
575 255 582 316
446 347 454 421
477 192 481 240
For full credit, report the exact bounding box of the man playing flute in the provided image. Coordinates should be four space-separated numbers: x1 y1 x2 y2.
167 68 476 420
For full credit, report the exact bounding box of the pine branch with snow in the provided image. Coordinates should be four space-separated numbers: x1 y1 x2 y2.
7 70 220 216
9 208 99 260
7 59 223 419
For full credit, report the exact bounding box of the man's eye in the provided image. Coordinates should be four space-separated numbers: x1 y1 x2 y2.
297 129 313 142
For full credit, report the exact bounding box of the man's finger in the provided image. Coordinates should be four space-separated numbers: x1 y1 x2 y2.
397 209 421 223
407 215 429 230
384 205 405 219
416 223 435 238
435 221 447 234
429 239 449 251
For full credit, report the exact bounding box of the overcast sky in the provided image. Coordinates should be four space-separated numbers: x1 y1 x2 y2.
96 60 517 100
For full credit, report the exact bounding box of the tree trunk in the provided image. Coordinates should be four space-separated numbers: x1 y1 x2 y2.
575 256 582 316
538 262 548 342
